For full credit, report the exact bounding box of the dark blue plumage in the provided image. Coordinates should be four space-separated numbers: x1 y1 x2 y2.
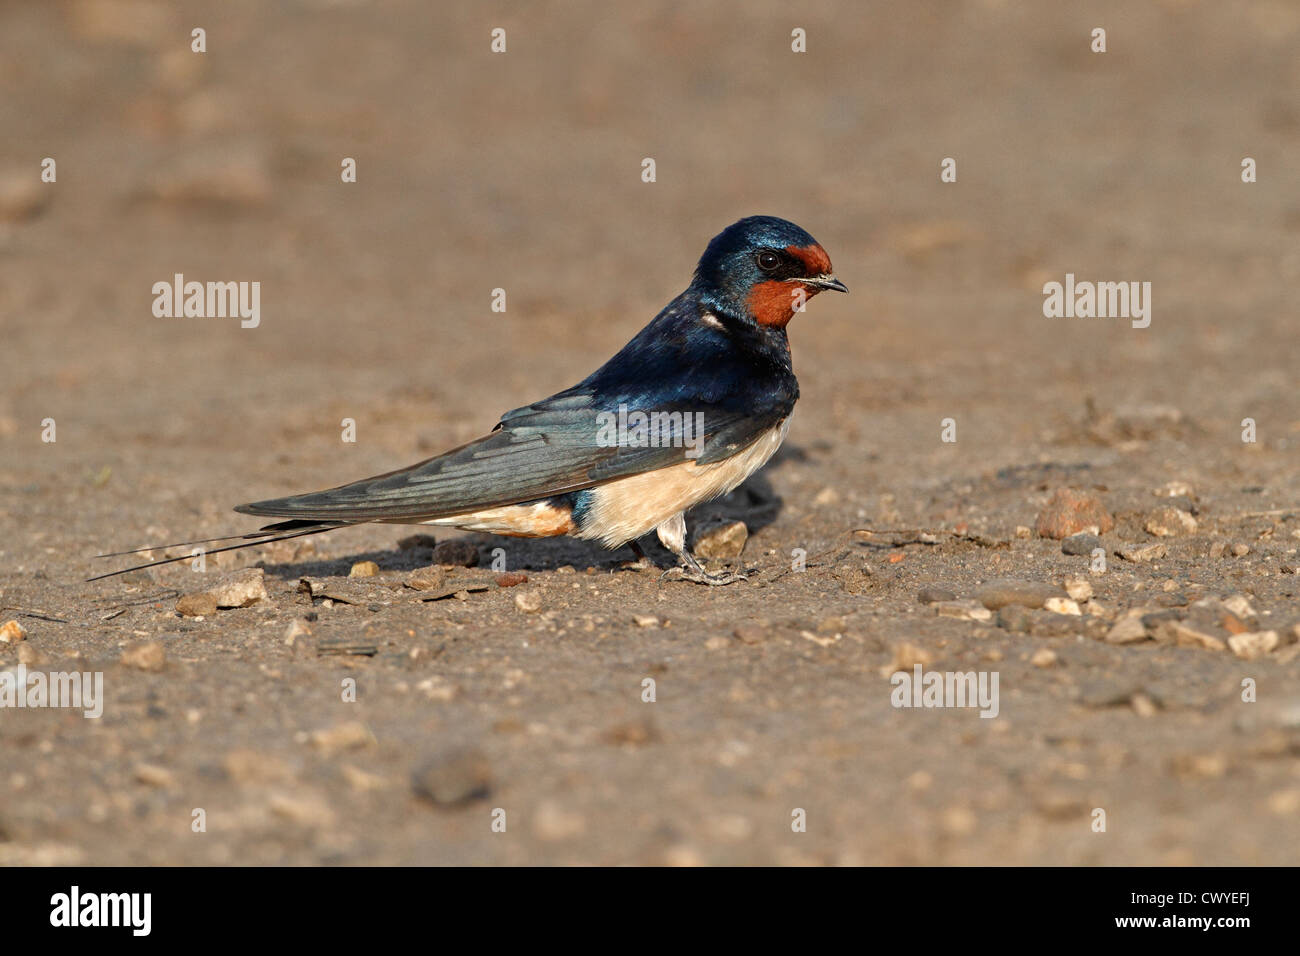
524 288 799 458
691 215 823 315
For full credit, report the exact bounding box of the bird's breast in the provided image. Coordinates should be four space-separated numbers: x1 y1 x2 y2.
572 418 790 547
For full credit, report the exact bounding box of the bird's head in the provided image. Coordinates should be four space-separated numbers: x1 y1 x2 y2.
690 215 847 328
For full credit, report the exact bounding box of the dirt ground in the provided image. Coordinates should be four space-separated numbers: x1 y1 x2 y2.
2 0 1298 865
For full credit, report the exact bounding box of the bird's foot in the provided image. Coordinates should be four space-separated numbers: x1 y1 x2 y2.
660 565 749 586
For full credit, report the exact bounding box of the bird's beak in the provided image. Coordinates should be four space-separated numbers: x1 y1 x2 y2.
800 274 849 293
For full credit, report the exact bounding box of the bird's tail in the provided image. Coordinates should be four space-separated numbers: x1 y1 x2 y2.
87 519 353 582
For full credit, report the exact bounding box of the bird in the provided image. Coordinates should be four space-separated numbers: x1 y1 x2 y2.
92 215 846 585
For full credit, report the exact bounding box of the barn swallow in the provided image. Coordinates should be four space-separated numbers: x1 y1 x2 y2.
93 216 846 585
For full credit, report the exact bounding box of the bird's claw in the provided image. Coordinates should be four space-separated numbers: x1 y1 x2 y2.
660 565 750 586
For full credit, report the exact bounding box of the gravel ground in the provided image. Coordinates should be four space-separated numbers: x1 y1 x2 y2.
2 0 1298 865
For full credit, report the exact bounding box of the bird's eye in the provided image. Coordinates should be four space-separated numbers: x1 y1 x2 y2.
757 251 781 272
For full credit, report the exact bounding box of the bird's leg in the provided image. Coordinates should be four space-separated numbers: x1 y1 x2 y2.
653 513 748 586
622 538 654 571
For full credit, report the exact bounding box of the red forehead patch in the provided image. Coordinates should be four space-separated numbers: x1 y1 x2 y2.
786 243 832 275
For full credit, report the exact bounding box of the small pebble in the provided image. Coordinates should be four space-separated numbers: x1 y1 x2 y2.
407 566 446 591
0 171 49 222
208 568 269 608
341 765 390 792
1228 631 1279 660
941 806 978 836
1170 753 1228 780
1145 506 1198 537
1221 612 1249 635
310 721 374 755
121 640 166 672
1025 610 1087 638
0 619 28 643
693 520 748 560
134 764 176 789
1117 543 1167 564
514 590 543 613
812 487 840 507
1031 648 1058 668
176 593 218 618
733 625 769 645
268 793 336 828
975 580 1067 611
1267 791 1300 816
881 642 934 677
1061 533 1101 556
1044 597 1081 616
1105 614 1149 645
1131 694 1159 718
1160 620 1227 652
222 749 292 783
1035 489 1114 540
1063 577 1093 602
349 561 379 578
1076 679 1145 708
603 719 657 747
1153 481 1195 499
152 149 273 209
412 748 491 806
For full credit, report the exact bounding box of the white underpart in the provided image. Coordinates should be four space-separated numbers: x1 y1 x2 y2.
404 418 790 548
577 417 790 548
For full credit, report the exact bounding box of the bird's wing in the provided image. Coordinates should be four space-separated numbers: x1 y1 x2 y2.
234 391 784 522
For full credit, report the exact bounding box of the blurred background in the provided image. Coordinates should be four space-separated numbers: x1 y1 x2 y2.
5 0 1296 500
